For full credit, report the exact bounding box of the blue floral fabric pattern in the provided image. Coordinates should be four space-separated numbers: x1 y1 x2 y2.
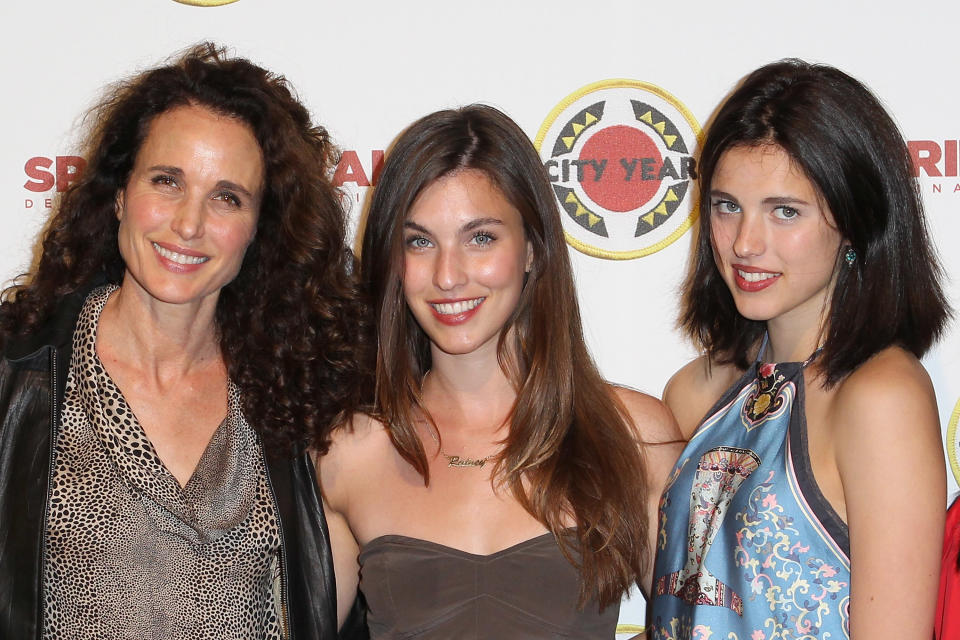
651 360 850 640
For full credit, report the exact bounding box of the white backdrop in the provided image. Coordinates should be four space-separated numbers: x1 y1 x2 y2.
2 0 959 631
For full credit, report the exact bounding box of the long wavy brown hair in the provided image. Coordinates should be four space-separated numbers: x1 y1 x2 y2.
360 105 650 609
0 42 373 454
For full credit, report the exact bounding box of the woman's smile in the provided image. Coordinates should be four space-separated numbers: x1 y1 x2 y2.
402 170 531 356
428 297 486 324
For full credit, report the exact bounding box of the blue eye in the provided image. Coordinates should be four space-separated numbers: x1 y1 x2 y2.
471 231 496 246
712 199 740 214
773 206 799 220
406 235 432 249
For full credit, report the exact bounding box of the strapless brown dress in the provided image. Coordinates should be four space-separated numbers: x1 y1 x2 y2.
358 532 618 639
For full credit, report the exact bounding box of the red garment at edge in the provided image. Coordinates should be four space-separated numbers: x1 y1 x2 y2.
937 497 960 640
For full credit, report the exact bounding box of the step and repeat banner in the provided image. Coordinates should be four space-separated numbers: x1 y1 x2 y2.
2 0 958 631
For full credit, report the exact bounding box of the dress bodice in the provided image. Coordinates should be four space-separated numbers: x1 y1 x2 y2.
359 532 618 639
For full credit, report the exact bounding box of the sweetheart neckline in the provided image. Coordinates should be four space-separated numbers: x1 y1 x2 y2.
359 531 559 561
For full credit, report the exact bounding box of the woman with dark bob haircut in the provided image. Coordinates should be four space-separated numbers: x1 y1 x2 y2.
653 59 949 639
0 43 370 638
319 104 682 638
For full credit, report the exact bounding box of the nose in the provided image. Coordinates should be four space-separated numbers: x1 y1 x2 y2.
433 247 467 291
732 212 765 258
170 197 205 241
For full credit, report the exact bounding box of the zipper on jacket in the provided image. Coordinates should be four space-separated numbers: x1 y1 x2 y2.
263 453 291 639
38 346 60 634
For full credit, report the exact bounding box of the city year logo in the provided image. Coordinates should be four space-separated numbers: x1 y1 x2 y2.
172 0 239 6
948 397 960 488
535 79 700 259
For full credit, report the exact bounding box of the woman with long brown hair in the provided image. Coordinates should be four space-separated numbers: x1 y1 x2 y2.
319 104 681 638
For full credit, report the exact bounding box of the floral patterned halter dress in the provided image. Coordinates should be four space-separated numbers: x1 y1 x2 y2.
651 353 850 640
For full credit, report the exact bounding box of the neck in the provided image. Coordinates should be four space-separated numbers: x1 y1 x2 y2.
98 275 222 382
764 313 825 363
422 340 517 445
426 341 516 408
763 265 840 363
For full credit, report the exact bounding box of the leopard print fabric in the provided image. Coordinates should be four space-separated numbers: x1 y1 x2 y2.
42 286 284 639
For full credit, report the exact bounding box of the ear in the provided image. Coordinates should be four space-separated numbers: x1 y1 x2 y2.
115 191 125 221
525 240 534 273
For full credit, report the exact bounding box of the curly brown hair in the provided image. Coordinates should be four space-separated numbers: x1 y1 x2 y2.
0 42 373 454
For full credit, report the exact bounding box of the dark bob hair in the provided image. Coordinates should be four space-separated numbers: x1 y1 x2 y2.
360 104 653 609
1 42 373 452
681 58 950 384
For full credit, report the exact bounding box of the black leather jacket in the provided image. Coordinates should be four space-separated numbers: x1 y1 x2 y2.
0 288 366 639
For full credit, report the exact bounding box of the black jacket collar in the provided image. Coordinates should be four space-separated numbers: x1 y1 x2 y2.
4 277 108 362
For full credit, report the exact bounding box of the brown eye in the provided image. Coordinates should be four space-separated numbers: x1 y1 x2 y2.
152 174 177 187
214 191 242 207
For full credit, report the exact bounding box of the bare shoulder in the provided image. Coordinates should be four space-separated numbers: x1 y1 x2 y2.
319 412 388 468
663 355 742 439
327 411 389 450
315 412 392 511
610 385 684 534
830 346 936 420
610 385 681 445
828 345 941 475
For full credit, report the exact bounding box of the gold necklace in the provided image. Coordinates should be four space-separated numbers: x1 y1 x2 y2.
421 371 497 469
441 451 495 469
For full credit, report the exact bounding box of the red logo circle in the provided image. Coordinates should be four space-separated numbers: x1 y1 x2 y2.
579 125 662 213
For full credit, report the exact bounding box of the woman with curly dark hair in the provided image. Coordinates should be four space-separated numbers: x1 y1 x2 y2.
0 43 371 639
319 105 682 638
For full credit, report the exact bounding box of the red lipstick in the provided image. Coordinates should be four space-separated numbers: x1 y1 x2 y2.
732 264 780 292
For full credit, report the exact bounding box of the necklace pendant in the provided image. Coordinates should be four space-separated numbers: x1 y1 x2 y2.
445 454 489 468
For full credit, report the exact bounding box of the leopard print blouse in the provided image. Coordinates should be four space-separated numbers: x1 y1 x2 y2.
42 286 284 639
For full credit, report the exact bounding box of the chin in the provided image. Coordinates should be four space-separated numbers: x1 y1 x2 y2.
138 280 216 307
731 299 777 323
431 334 500 357
433 342 481 357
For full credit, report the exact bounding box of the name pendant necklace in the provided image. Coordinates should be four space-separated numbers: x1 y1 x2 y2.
422 371 498 469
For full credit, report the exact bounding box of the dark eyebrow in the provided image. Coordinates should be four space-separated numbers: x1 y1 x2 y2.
709 190 812 207
402 217 505 235
217 180 255 200
709 190 736 201
148 165 256 200
761 196 812 207
403 220 430 234
460 217 504 233
149 165 184 177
